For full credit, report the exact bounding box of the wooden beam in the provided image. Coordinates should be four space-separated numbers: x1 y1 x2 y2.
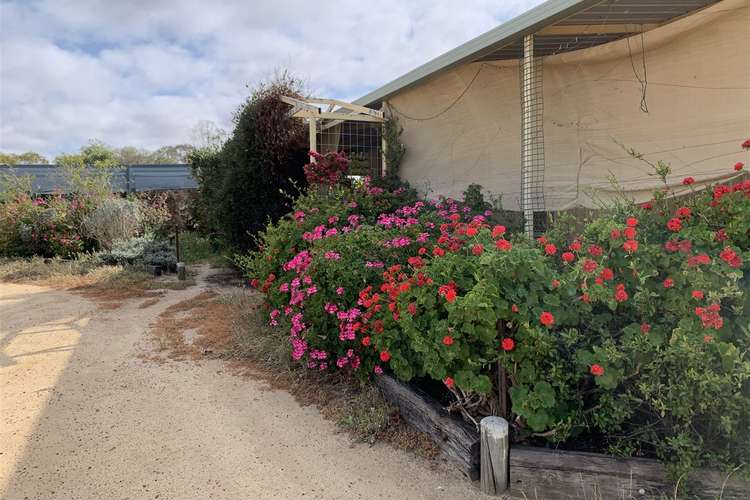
375 375 480 480
292 110 384 123
538 23 658 36
319 119 343 131
280 95 318 114
306 97 384 118
510 446 750 500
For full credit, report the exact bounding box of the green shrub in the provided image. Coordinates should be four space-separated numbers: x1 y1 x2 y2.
189 73 309 250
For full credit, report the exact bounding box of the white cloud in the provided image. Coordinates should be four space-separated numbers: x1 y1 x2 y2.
0 0 544 159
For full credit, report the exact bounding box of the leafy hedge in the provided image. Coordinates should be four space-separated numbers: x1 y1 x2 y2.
189 74 309 250
242 146 750 480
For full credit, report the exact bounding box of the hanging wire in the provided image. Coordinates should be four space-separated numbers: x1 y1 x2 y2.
387 64 485 121
627 29 649 113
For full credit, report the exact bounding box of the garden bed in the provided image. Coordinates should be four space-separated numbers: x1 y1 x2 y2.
377 374 749 499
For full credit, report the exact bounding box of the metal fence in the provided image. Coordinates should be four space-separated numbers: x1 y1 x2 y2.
0 164 197 194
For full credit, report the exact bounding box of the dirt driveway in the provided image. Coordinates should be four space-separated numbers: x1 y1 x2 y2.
0 269 482 499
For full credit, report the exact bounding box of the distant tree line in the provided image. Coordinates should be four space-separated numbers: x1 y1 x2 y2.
1 121 227 167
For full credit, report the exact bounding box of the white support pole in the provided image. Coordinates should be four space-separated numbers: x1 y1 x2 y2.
520 33 544 238
309 118 317 163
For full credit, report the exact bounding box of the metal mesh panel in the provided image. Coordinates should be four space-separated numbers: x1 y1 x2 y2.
317 120 382 178
520 34 546 237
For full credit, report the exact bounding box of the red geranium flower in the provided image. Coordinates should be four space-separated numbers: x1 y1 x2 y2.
663 278 674 288
734 162 744 171
623 227 636 239
511 304 519 313
408 256 424 269
444 377 455 388
433 246 446 257
600 268 614 281
614 283 628 302
544 243 557 255
466 226 478 236
501 338 515 351
492 225 507 238
742 138 750 150
417 247 427 255
472 244 484 256
687 254 711 267
562 251 575 263
551 279 561 288
640 323 651 334
676 207 691 218
692 290 704 300
610 228 621 239
588 245 603 257
582 259 598 273
539 311 555 327
682 176 695 185
379 351 391 362
495 238 512 251
443 289 457 302
442 335 454 346
641 201 653 210
719 247 742 268
622 239 638 254
590 364 605 376
361 336 371 346
569 240 582 252
667 218 682 232
408 302 417 315
626 217 638 227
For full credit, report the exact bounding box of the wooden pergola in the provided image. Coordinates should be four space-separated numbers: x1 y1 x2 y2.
281 96 386 174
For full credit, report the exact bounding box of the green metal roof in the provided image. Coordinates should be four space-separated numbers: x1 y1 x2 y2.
355 0 720 107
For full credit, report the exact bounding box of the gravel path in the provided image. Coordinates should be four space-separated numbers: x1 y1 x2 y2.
0 270 482 499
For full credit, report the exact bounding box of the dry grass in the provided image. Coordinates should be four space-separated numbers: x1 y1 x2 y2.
0 256 196 309
146 286 438 456
148 290 237 360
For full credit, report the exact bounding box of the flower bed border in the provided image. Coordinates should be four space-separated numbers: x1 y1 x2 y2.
376 374 748 498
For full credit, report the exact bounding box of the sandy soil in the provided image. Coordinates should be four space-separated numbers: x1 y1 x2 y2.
0 269 483 499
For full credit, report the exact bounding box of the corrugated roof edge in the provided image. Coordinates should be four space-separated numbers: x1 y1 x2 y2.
354 0 600 107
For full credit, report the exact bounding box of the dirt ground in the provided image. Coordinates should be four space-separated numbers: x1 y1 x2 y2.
0 267 483 499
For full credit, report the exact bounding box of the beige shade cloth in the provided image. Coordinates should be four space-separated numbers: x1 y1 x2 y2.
385 0 750 210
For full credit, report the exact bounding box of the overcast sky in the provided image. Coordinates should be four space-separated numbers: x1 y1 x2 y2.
0 0 544 158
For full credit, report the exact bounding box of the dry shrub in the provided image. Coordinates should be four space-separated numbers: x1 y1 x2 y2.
82 197 142 249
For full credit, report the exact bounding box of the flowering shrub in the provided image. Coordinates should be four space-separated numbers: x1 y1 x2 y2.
0 190 90 257
245 142 750 479
303 151 349 187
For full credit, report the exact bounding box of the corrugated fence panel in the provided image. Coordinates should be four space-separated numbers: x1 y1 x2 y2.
0 164 196 193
